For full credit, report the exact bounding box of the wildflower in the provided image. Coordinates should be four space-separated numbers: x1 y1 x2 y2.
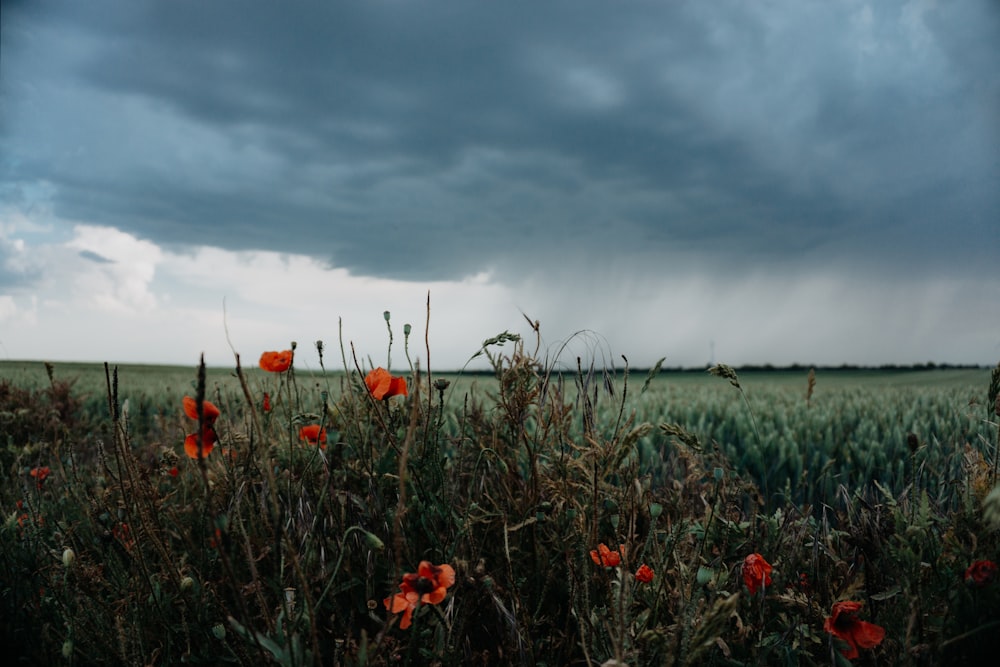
635 563 654 583
112 522 135 551
365 367 408 400
259 349 293 373
208 527 224 549
590 543 623 567
184 425 218 459
742 553 773 595
182 396 220 423
29 466 51 489
298 424 327 447
183 396 220 459
262 392 272 413
384 561 456 629
62 548 75 568
823 600 885 660
168 466 179 478
965 560 998 587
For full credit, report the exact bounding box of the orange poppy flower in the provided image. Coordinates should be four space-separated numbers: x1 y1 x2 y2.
589 543 624 567
635 563 654 583
965 560 998 587
823 600 885 660
742 553 773 594
184 425 217 459
259 349 293 373
29 466 51 488
183 396 220 424
298 424 327 447
364 367 408 400
383 561 456 629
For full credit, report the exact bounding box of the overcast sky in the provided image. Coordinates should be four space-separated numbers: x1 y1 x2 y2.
1 0 998 372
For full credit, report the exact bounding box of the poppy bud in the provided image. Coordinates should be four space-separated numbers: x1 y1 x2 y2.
62 547 75 568
383 310 391 322
362 529 385 551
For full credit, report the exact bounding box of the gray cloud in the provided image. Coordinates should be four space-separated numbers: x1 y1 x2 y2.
2 0 997 284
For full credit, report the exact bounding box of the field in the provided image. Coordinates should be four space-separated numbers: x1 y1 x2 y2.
2 336 999 666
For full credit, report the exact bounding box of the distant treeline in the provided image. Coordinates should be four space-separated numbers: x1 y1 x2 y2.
455 361 990 376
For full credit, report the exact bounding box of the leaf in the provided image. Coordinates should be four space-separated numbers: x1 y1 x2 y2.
870 586 901 601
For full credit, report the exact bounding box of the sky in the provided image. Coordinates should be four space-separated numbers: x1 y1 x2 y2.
1 0 998 372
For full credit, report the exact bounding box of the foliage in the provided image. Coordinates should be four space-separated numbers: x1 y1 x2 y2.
1 317 998 666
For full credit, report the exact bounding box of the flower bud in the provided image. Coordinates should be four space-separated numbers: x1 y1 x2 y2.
362 529 385 551
180 576 195 591
62 547 75 568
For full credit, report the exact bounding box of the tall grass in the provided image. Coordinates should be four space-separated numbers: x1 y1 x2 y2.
1 309 998 665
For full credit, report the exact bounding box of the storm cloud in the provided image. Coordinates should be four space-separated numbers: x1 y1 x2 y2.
1 0 997 367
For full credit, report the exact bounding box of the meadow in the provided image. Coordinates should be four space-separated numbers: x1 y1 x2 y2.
2 321 999 666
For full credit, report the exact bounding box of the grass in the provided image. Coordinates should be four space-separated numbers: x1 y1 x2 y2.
1 309 999 666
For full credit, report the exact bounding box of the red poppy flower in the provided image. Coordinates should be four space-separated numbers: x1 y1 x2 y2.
259 350 293 373
965 560 998 587
742 553 773 595
298 424 327 447
383 561 456 629
262 392 272 413
112 522 135 552
29 466 51 488
635 563 654 583
823 600 885 660
365 367 408 400
183 396 220 424
184 425 218 459
590 543 623 567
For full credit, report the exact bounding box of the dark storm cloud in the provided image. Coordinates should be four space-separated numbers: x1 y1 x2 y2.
2 0 997 281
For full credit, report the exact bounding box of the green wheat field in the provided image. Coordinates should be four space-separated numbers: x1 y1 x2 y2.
2 318 999 666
